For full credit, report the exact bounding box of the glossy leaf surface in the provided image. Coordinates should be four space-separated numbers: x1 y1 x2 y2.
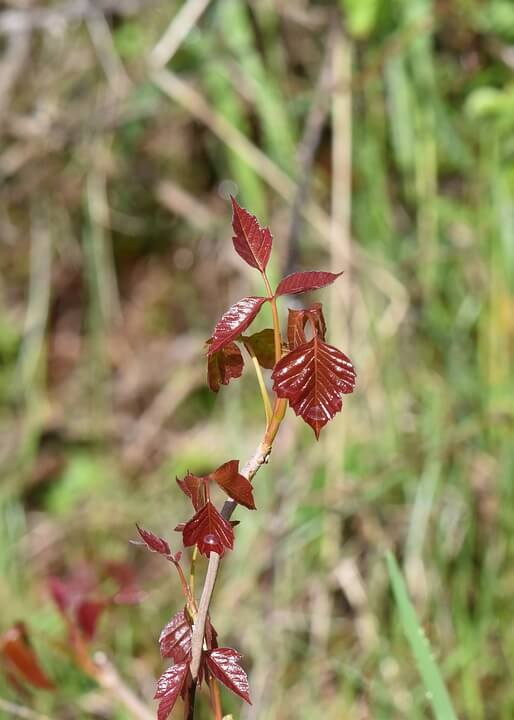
154 662 189 720
206 648 251 704
211 460 255 510
207 341 244 392
272 336 356 438
182 501 234 557
176 473 206 512
136 525 171 556
231 196 272 272
209 297 267 356
275 271 342 296
159 610 192 662
242 328 275 369
0 624 55 690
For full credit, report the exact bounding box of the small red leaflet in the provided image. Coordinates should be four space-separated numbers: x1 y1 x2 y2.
154 662 189 720
136 525 171 556
275 270 342 297
176 473 206 512
159 610 192 662
209 296 268 356
231 196 273 272
206 647 251 704
75 599 106 641
211 460 256 510
287 304 327 350
207 341 244 392
182 501 235 557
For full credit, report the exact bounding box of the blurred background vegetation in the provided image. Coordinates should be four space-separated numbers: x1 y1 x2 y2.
1 0 514 718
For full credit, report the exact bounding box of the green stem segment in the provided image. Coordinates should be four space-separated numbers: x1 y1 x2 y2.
262 273 282 366
249 349 273 424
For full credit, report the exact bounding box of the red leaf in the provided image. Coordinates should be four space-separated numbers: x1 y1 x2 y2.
242 329 275 369
211 460 255 510
159 610 192 662
154 662 189 720
207 341 244 392
176 473 206 512
0 624 55 690
231 197 272 272
206 648 251 704
104 561 145 605
48 569 98 620
275 271 342 296
287 303 326 350
209 297 267 356
272 336 356 439
182 501 234 557
136 525 171 556
76 599 106 640
48 576 71 615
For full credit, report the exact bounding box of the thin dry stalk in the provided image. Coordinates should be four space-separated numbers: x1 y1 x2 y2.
150 0 211 69
94 652 154 720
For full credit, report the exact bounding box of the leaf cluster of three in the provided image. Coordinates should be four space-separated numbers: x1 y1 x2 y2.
208 197 356 439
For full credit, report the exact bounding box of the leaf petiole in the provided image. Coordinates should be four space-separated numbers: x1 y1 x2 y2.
262 273 282 366
189 545 199 604
245 344 273 425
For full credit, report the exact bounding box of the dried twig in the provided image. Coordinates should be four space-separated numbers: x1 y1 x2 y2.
94 652 154 720
0 30 31 127
149 0 211 69
0 698 51 720
0 0 155 34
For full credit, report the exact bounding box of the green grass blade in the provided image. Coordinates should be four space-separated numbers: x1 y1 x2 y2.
386 552 458 720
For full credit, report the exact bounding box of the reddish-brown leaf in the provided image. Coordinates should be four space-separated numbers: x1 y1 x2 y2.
211 460 255 510
136 525 171 556
287 303 326 350
154 662 189 720
159 610 192 662
230 197 272 272
272 336 356 439
176 473 206 512
0 624 55 690
209 297 267 356
206 648 251 704
48 569 97 615
76 599 106 640
182 501 234 557
207 341 244 392
275 271 342 296
104 561 145 605
242 328 275 369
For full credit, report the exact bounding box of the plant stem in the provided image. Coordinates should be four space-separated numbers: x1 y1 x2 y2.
262 273 282 365
247 346 273 424
208 674 224 720
188 273 287 714
189 545 199 602
189 424 284 681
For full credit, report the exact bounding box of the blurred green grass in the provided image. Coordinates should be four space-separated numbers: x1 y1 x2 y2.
1 0 514 718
